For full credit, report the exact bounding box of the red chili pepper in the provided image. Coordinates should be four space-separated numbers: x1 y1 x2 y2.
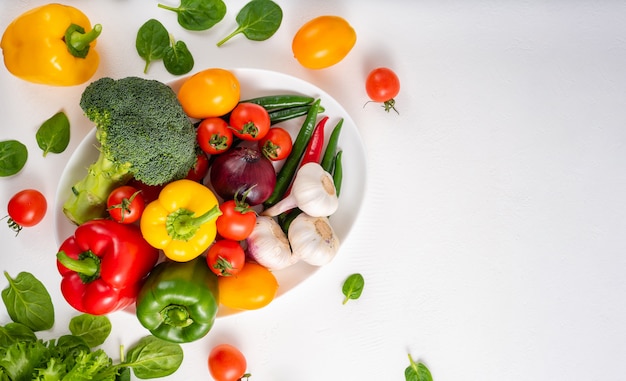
56 219 159 315
300 116 328 166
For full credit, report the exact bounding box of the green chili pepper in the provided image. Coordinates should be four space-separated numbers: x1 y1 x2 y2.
241 94 315 110
268 104 325 125
320 118 343 173
135 257 219 343
333 150 343 197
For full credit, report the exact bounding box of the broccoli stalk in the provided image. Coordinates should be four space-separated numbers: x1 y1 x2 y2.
63 76 197 225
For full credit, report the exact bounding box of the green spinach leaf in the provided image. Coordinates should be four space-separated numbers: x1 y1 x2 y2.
36 111 70 157
217 0 282 47
158 0 227 31
342 273 364 304
123 336 183 378
69 314 112 348
1 271 54 331
0 140 27 177
0 322 37 347
164 37 194 75
405 354 433 381
136 19 170 74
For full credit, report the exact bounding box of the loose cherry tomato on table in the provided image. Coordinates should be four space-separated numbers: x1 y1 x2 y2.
5 189 47 235
365 67 400 113
177 68 240 119
197 117 233 155
106 185 145 224
292 15 357 69
229 103 271 141
186 151 210 182
258 127 293 161
217 262 278 310
206 239 246 277
216 192 257 241
208 343 251 381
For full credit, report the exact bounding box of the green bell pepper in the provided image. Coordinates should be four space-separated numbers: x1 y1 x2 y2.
135 257 219 343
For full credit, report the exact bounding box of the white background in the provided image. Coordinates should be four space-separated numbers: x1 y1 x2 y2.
2 1 626 380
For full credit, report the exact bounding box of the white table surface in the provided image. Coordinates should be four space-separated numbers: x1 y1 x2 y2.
2 1 626 380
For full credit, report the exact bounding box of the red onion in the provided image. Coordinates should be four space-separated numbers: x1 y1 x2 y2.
209 146 276 205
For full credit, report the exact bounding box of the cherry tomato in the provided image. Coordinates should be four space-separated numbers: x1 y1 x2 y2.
197 117 234 155
218 262 278 310
178 68 240 119
206 239 246 277
208 344 250 381
258 127 293 161
186 152 210 182
106 185 145 224
229 103 271 141
216 197 257 241
365 67 400 113
6 189 47 234
292 15 357 69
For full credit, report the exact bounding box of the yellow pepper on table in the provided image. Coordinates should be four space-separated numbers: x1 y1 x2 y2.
1 3 101 86
140 179 222 262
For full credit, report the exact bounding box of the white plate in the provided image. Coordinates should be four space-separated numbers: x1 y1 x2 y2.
53 68 367 316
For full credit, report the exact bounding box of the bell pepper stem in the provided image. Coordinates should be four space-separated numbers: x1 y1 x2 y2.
166 205 222 241
56 250 100 282
65 23 102 58
161 305 194 328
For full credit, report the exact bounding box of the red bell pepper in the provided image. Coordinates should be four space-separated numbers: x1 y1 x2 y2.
56 219 159 315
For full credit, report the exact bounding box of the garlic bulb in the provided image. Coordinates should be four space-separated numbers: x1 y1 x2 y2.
262 162 338 217
246 216 300 270
288 213 340 266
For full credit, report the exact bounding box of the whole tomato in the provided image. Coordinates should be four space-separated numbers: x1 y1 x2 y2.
106 185 145 224
186 151 210 182
292 15 357 69
217 262 278 310
229 103 271 141
208 344 250 381
258 127 292 161
6 189 47 234
206 239 246 277
177 68 240 119
216 196 256 241
197 117 233 155
365 67 400 113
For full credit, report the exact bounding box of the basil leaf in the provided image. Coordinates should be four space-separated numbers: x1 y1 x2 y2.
36 111 70 157
124 336 183 378
217 0 282 47
158 0 227 31
342 273 364 304
405 354 433 381
69 314 112 348
0 140 28 177
164 39 194 75
136 19 170 74
1 271 54 331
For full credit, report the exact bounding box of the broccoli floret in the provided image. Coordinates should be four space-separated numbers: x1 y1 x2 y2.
63 76 196 225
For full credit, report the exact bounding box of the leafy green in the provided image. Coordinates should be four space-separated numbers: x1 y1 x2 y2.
158 0 227 31
405 354 433 381
0 322 37 347
0 340 49 381
69 314 112 348
164 37 194 75
1 271 54 331
217 0 282 47
342 273 365 304
123 336 184 378
136 19 170 74
36 111 70 157
0 139 28 177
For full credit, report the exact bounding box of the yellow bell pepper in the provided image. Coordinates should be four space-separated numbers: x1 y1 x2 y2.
1 3 102 86
140 179 222 262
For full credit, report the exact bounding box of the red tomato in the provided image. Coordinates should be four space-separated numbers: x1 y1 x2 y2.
6 189 47 234
208 344 250 381
216 197 257 241
106 185 145 224
206 239 246 277
197 117 234 155
258 127 293 161
229 103 270 141
365 67 400 113
186 152 210 182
